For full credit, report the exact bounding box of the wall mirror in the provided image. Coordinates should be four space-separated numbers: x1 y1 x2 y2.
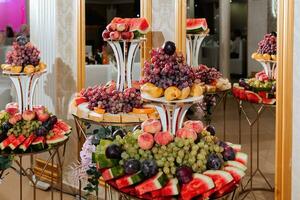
0 0 29 109
78 0 152 90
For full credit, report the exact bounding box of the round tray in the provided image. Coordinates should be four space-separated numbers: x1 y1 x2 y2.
0 138 68 157
141 93 203 105
107 180 238 200
72 114 141 127
253 58 276 64
2 69 47 77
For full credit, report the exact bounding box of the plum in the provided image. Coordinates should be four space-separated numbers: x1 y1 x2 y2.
207 153 222 170
222 146 236 161
176 166 193 184
163 41 176 55
141 160 158 178
205 125 216 136
124 159 141 175
112 129 126 139
105 144 123 159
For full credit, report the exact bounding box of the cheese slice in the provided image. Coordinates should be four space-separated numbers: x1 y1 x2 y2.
103 113 121 122
121 114 139 123
76 103 90 119
128 113 149 122
88 111 104 122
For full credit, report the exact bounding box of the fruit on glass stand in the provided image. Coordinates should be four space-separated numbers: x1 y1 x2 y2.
22 110 36 121
257 33 277 56
116 23 128 32
189 83 204 97
206 153 222 170
141 83 164 98
176 128 197 141
138 132 154 150
193 65 222 85
162 41 176 56
121 32 134 40
141 119 162 134
110 31 121 40
23 65 35 74
124 159 141 175
5 102 19 115
186 18 208 34
102 29 111 40
141 159 159 179
105 144 123 159
164 86 182 101
154 131 174 146
106 23 117 32
8 113 22 125
179 87 191 99
176 166 193 184
183 120 204 134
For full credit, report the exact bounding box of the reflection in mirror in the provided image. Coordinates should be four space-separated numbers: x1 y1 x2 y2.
0 0 29 109
85 0 141 87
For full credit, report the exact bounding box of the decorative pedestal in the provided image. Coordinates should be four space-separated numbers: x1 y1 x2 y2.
186 34 207 67
2 71 46 112
235 99 275 199
108 39 145 91
255 59 277 80
141 93 203 134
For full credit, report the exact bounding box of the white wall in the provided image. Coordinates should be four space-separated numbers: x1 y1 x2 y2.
292 0 300 199
247 0 268 76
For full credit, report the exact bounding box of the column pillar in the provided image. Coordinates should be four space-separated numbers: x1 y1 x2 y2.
219 0 230 79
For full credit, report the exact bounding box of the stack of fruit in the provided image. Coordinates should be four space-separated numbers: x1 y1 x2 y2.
0 103 71 153
102 17 150 41
93 119 247 199
72 81 157 123
251 32 277 61
186 18 209 35
1 35 46 74
140 42 231 101
232 71 276 104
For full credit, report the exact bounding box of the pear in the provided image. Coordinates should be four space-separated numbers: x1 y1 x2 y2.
179 87 191 100
141 83 164 98
164 86 181 101
190 83 204 97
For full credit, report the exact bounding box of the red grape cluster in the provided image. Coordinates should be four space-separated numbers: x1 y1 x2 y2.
193 65 222 84
257 33 277 55
141 48 195 89
6 42 40 66
81 85 143 114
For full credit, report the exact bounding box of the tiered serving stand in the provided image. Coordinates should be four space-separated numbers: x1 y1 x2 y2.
235 59 276 199
0 70 69 200
73 38 146 199
186 32 229 139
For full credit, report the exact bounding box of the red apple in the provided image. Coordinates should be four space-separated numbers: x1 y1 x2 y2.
121 32 134 40
5 102 19 115
154 131 174 145
183 120 204 133
9 113 22 125
33 105 46 114
109 31 121 40
22 110 36 121
141 119 162 134
176 128 197 141
37 112 50 122
102 29 111 40
106 23 117 32
138 132 154 150
75 96 87 106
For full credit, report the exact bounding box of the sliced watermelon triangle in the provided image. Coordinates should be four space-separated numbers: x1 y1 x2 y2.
203 170 233 191
46 134 68 145
54 120 71 135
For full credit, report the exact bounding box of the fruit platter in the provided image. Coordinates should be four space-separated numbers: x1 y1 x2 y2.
92 119 248 200
186 18 209 35
232 71 276 105
0 103 71 155
1 35 46 75
71 81 158 124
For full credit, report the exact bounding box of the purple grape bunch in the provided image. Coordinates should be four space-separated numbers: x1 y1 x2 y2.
193 65 222 85
6 40 40 66
257 33 277 55
141 47 195 90
81 85 143 114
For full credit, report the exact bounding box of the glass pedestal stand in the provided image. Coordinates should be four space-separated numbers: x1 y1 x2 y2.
107 39 145 91
186 34 207 67
255 59 277 80
0 141 68 200
235 99 275 200
2 71 47 112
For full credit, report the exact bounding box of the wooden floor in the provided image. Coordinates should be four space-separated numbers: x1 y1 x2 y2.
0 96 275 200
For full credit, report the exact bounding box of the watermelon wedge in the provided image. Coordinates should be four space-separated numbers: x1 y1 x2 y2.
186 18 208 34
50 127 66 136
262 98 276 105
110 17 150 35
214 181 236 197
9 135 26 150
0 134 16 150
224 161 247 171
181 173 215 200
235 152 248 165
245 90 262 103
116 171 144 189
226 142 242 152
54 120 71 135
135 172 168 195
75 96 87 106
203 170 233 191
224 166 246 183
46 134 68 145
102 166 125 181
19 134 36 151
31 136 46 150
151 178 179 198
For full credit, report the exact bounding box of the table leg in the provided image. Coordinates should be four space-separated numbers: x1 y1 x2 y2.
19 156 22 200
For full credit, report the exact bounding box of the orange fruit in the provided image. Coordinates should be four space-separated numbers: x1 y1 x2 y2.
132 107 155 114
11 66 23 73
94 107 106 114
